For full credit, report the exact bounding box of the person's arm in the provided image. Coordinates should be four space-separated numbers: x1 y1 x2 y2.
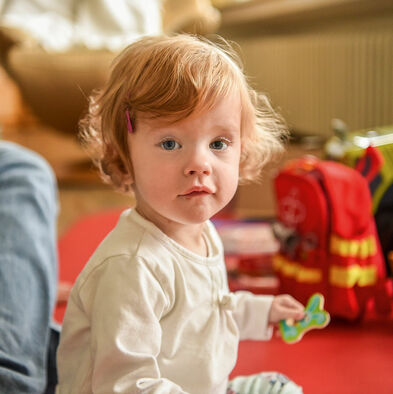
232 291 305 341
58 254 188 393
231 291 275 341
0 141 58 393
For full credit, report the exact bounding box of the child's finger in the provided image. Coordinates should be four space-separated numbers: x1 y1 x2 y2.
281 298 305 317
279 305 305 320
281 295 304 310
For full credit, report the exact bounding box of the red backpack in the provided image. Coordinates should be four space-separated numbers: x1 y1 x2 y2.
273 156 391 320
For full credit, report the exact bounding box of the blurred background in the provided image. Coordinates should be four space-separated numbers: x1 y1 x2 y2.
0 0 392 233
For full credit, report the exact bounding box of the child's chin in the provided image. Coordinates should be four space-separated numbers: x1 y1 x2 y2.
173 211 215 225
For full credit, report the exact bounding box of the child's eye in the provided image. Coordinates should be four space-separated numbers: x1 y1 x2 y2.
160 140 181 150
210 139 230 151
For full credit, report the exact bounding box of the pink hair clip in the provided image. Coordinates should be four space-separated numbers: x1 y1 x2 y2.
125 109 133 133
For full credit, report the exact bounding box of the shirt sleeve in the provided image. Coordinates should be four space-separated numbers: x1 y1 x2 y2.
77 255 189 394
231 291 274 341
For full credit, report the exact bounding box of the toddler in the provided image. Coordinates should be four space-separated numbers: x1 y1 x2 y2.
56 34 305 394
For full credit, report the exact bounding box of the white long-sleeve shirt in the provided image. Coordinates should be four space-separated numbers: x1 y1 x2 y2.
56 209 274 393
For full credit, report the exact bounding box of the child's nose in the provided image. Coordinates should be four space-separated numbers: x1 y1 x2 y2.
184 149 212 176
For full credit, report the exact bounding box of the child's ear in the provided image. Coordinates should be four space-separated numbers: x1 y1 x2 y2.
121 173 134 193
122 173 134 187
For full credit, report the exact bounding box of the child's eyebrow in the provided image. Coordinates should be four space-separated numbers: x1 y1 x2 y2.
212 123 240 134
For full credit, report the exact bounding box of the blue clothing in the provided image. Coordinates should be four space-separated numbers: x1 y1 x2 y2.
0 141 58 393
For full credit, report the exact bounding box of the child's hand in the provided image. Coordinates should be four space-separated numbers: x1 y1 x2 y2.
268 294 305 324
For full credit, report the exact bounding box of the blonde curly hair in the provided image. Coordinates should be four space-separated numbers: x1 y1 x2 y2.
80 34 288 193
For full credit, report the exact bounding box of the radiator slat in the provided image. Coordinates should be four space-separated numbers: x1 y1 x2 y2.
235 23 393 137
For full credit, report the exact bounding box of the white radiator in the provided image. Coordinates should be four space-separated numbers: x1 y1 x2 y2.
230 18 393 137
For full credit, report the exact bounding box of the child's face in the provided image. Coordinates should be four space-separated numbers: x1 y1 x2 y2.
128 93 241 229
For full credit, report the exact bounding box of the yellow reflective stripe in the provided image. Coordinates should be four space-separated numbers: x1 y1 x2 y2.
273 255 322 283
330 235 377 258
274 255 378 288
329 265 377 288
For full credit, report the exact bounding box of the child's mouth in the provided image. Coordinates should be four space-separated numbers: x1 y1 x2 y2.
184 191 209 198
180 186 213 198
